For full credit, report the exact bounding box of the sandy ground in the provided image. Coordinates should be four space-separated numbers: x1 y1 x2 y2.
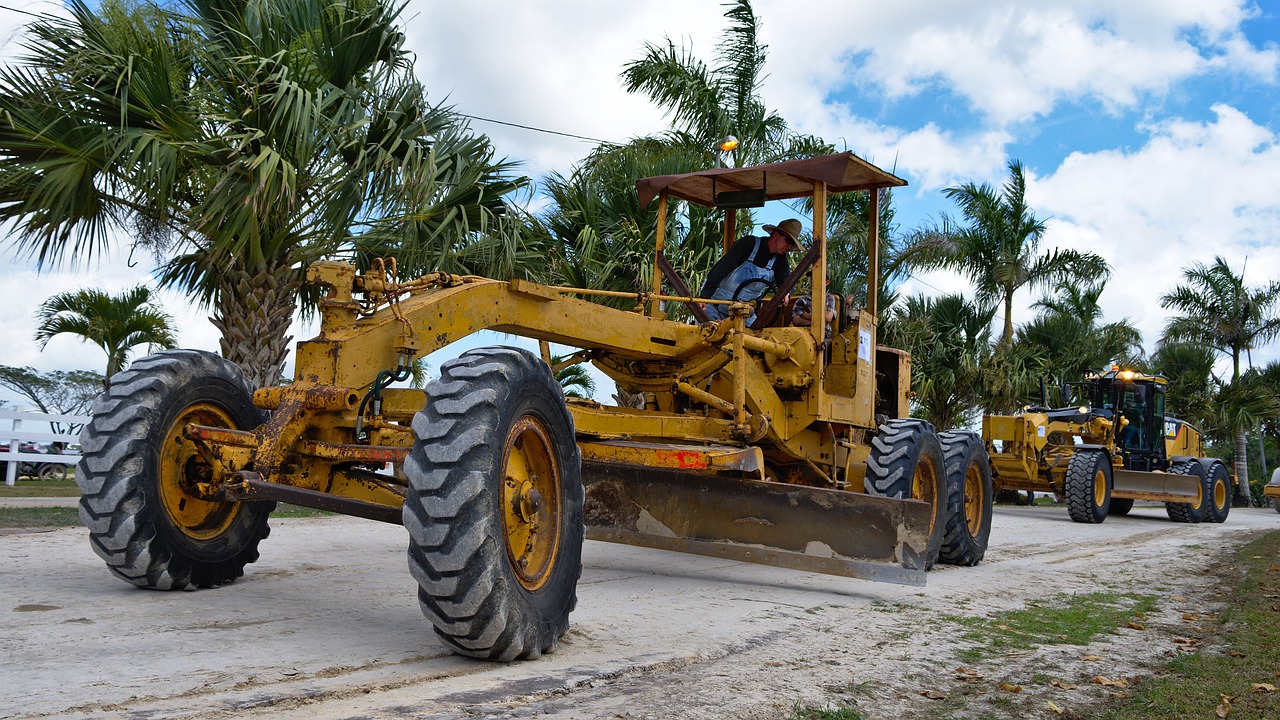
3 503 1278 720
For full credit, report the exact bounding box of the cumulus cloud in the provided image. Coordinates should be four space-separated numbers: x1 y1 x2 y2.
1030 104 1280 364
760 0 1278 125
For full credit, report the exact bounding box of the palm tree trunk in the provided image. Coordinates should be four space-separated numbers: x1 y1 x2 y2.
211 264 298 389
1000 292 1015 352
1234 429 1253 505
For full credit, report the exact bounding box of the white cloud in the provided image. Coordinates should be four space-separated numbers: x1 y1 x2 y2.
402 1 727 182
759 0 1278 125
1030 103 1280 366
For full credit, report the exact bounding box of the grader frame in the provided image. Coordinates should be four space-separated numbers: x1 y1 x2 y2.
76 152 994 661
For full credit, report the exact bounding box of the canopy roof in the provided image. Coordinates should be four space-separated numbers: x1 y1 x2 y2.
635 151 907 209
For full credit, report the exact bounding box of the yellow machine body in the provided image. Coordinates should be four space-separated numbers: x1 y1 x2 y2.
178 153 951 585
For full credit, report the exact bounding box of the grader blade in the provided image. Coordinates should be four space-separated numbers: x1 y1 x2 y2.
581 462 932 587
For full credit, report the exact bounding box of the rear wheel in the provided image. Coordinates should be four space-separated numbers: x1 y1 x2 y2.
937 430 993 566
866 419 947 569
1109 498 1134 516
1204 461 1232 524
1064 451 1111 524
76 350 274 589
38 463 67 482
1165 461 1209 523
404 347 584 661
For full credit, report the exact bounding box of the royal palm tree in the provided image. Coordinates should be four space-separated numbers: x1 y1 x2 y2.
0 0 527 388
34 286 176 385
908 161 1110 351
619 0 828 167
1160 256 1280 502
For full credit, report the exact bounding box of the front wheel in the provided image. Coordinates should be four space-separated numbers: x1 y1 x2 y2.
1166 461 1209 523
76 350 274 589
404 347 584 661
1203 461 1232 524
1064 451 1111 524
866 419 947 569
937 430 993 566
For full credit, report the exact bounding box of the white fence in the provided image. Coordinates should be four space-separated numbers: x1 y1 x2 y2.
1 410 90 487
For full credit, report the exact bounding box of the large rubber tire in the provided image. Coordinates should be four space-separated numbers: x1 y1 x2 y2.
937 430 993 566
1109 498 1134 516
866 419 948 570
404 347 584 661
76 350 274 589
1203 461 1232 524
1165 461 1210 523
1064 451 1111 524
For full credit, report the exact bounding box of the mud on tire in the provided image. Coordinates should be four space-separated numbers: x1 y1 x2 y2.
865 419 947 569
403 347 584 661
76 350 274 590
937 430 993 566
1064 450 1111 524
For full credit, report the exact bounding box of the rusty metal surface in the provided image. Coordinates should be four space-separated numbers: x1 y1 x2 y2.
586 527 925 586
224 472 403 525
578 440 763 475
581 462 932 580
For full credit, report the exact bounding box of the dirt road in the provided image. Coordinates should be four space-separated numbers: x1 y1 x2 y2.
4 504 1277 719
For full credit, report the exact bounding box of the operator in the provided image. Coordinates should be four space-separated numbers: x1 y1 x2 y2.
697 218 803 322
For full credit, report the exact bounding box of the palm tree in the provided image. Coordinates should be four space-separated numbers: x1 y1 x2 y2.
908 160 1110 350
825 188 907 325
550 355 596 399
1017 280 1143 384
619 0 827 167
0 0 528 388
541 138 721 307
884 294 994 429
34 286 176 386
1160 256 1280 502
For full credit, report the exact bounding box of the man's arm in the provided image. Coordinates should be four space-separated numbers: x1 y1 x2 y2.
698 236 754 298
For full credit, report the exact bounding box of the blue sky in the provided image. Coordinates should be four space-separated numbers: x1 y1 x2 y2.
1 0 1278 403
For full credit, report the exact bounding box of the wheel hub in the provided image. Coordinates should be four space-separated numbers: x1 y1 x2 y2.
159 403 240 541
500 416 562 591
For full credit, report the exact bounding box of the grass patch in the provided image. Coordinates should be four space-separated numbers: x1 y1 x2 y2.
788 704 863 720
0 505 81 528
948 591 1159 661
0 476 80 497
1100 530 1280 720
0 503 331 528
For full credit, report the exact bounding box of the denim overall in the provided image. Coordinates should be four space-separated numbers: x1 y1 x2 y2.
705 237 776 324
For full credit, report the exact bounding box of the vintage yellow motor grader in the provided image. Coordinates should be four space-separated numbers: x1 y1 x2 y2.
76 152 993 661
982 366 1233 524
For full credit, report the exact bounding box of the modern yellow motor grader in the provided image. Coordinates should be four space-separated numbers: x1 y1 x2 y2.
76 152 994 661
982 367 1233 524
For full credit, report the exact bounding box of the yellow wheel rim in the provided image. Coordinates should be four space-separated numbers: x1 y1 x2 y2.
963 463 984 535
911 454 940 534
501 416 562 592
1214 476 1227 510
1093 468 1107 508
1193 477 1204 508
158 403 239 541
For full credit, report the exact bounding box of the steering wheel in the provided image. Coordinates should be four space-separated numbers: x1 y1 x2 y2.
730 278 780 325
